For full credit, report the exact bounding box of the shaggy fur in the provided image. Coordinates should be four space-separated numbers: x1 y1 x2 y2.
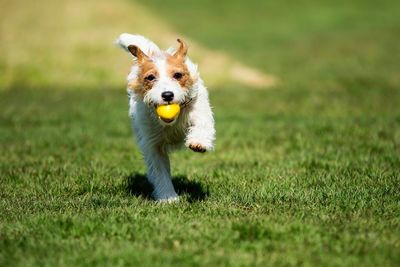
117 33 215 201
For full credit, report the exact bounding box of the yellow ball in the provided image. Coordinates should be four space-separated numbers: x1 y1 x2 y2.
156 104 180 122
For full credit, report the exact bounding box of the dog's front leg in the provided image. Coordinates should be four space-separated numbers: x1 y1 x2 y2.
185 86 216 153
142 145 178 202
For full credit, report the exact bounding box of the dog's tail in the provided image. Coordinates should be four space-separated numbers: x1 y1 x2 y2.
116 33 161 56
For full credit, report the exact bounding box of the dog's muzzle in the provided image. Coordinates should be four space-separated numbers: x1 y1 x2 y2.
155 98 192 125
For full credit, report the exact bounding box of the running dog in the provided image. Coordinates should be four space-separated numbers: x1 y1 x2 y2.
117 34 215 201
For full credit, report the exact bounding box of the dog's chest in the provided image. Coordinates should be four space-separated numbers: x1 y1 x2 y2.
160 113 188 145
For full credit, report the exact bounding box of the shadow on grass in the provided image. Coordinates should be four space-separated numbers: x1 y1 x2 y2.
125 173 209 202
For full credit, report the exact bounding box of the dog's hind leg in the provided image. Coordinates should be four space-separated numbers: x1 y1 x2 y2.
143 146 178 202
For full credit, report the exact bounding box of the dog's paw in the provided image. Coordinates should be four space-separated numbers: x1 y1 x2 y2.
188 143 207 153
152 190 179 203
156 196 180 203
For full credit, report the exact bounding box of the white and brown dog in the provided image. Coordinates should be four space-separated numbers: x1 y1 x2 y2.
117 34 215 201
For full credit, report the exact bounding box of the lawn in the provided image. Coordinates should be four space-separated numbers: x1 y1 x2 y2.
1 0 399 266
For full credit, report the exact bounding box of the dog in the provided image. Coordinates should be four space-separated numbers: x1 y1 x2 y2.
116 33 215 202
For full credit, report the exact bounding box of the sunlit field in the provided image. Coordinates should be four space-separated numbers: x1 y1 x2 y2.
1 0 399 266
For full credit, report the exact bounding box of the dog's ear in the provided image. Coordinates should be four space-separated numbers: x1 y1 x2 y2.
128 45 148 63
173 38 188 59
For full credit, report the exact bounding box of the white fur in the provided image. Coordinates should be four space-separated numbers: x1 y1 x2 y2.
117 34 215 202
116 33 161 55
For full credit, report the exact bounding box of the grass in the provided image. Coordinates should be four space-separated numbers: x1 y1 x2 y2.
0 0 272 90
1 0 400 266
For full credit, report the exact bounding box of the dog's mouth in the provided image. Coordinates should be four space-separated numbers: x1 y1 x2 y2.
150 98 192 125
159 117 175 124
153 103 180 125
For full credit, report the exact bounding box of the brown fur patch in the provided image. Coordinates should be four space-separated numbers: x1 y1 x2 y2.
129 59 159 95
166 55 193 89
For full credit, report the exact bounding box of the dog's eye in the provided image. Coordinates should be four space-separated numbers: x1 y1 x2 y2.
145 74 156 81
173 72 183 80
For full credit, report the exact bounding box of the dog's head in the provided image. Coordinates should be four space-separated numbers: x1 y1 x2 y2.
127 39 196 122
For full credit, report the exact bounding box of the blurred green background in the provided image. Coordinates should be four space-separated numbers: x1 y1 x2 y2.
1 0 399 266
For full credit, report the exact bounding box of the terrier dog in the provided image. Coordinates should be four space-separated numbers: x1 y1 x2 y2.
117 34 215 201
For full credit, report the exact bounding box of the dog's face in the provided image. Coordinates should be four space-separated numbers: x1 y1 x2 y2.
127 39 194 110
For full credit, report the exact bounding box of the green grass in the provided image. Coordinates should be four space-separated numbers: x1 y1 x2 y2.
1 0 400 266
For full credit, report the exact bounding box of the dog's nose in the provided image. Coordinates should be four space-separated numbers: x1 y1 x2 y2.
161 91 174 102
